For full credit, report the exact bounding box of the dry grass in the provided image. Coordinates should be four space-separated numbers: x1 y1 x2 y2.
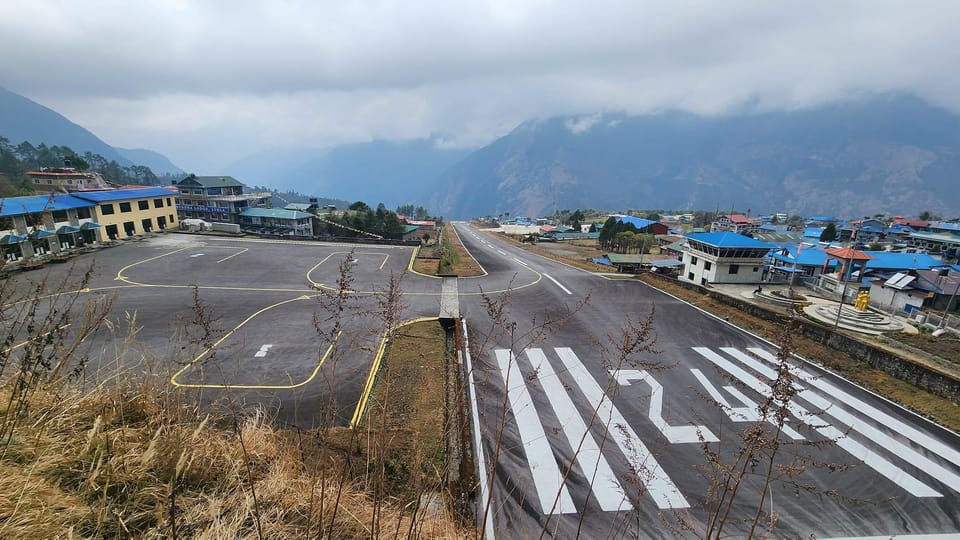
0 267 467 538
0 376 466 539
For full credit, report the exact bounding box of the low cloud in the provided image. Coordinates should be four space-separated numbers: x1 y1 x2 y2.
1 0 958 171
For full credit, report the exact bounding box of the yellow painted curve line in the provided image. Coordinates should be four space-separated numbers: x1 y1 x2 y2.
305 251 392 291
3 324 71 353
217 247 248 263
349 316 440 430
115 247 190 281
170 295 328 389
406 245 441 279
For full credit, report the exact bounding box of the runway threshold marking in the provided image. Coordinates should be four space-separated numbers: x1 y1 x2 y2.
170 295 341 389
495 348 577 514
745 347 960 469
732 347 960 493
526 348 628 512
494 347 689 512
690 368 805 440
694 347 942 497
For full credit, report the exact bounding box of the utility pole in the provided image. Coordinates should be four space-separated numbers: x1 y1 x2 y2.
941 271 958 329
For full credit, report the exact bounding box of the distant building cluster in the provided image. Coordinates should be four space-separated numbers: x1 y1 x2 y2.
488 210 960 318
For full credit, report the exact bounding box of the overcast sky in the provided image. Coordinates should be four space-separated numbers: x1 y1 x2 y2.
2 1 959 172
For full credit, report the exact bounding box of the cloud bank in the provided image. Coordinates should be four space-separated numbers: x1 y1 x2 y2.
1 0 958 171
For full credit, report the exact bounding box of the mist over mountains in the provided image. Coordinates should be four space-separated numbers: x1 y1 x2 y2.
426 96 960 219
2 85 958 219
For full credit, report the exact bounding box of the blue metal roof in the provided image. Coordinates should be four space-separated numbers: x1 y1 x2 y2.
71 187 176 202
0 194 94 217
614 215 656 229
686 232 774 249
768 245 830 266
861 251 941 270
804 227 825 238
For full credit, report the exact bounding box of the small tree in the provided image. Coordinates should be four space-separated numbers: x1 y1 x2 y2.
819 223 837 242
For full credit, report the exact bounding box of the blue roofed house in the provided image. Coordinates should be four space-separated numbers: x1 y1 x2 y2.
1 193 99 263
680 232 773 286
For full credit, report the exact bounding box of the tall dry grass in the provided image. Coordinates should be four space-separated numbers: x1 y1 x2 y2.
0 263 466 539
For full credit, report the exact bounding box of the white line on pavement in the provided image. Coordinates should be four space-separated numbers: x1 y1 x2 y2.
526 348 630 512
512 257 530 267
495 349 576 514
543 273 573 295
694 347 941 498
726 347 960 494
746 347 960 470
555 347 689 509
690 368 804 440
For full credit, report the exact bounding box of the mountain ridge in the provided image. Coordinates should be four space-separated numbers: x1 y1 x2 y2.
426 96 960 219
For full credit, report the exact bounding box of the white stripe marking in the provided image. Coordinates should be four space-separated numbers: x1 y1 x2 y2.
746 347 960 470
543 273 573 295
512 257 530 267
727 347 960 494
497 249 507 255
555 347 689 509
495 349 576 514
254 344 273 358
526 349 629 512
694 347 941 497
690 368 804 440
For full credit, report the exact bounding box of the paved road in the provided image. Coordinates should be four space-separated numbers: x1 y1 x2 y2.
453 222 960 539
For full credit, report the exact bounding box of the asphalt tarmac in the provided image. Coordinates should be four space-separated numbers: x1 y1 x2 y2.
453 222 960 539
4 228 959 538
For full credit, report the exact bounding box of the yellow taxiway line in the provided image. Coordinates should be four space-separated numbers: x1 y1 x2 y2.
170 295 343 389
348 316 439 429
2 324 71 354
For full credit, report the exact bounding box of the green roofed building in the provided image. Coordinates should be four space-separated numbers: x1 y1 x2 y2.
239 208 314 236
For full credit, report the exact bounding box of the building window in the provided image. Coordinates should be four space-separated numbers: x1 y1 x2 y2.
77 207 92 219
729 264 739 274
704 261 712 270
753 267 759 272
169 214 174 223
138 200 149 210
120 202 132 213
101 204 115 215
34 179 40 184
167 198 172 206
688 272 695 280
154 198 164 208
123 221 136 236
52 210 68 221
691 256 698 265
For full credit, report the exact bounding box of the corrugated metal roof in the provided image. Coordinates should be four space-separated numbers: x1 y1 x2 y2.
177 175 243 188
241 208 314 220
686 232 773 249
613 215 655 229
0 194 95 217
72 187 176 202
